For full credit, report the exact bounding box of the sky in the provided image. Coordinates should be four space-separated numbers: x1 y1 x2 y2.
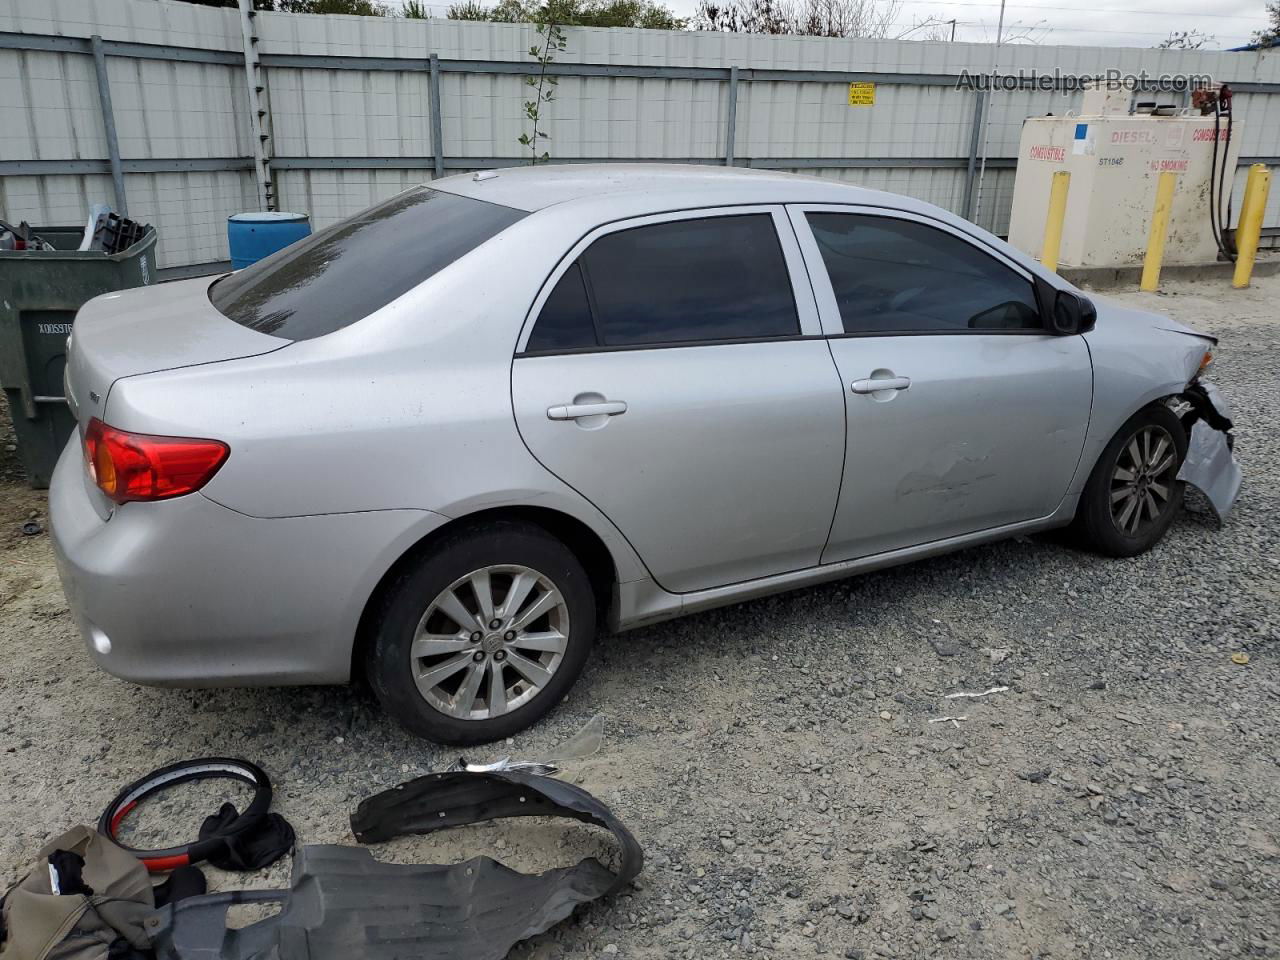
867 0 1272 49
392 0 1273 50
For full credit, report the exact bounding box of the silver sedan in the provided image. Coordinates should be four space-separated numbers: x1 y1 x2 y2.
50 165 1241 743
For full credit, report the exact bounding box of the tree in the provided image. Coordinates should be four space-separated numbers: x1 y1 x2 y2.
693 0 956 40
1156 29 1214 49
518 19 566 162
1253 0 1279 45
448 0 684 28
171 0 389 12
288 0 388 12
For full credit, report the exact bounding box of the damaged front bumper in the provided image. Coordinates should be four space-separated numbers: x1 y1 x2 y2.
1175 380 1242 519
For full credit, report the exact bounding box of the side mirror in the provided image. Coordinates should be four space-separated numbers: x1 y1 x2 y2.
1051 290 1097 336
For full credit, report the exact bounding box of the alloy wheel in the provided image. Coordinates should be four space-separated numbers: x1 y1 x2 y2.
411 564 570 720
1109 424 1178 537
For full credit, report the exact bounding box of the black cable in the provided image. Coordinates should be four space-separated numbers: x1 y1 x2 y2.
1220 103 1236 260
1209 99 1228 261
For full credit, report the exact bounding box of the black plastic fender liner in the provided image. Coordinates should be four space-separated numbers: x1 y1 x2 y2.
145 771 643 960
98 758 273 873
1182 381 1234 435
351 769 643 896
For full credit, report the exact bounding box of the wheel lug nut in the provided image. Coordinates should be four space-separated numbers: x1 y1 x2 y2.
470 631 482 643
494 651 507 662
504 630 516 641
473 651 486 662
489 619 501 630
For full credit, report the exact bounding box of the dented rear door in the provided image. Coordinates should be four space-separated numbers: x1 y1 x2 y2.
787 205 1093 564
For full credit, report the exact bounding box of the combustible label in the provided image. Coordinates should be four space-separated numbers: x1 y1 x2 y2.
848 82 875 106
1029 145 1066 162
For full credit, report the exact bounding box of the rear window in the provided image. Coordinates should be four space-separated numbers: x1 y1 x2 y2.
209 188 525 340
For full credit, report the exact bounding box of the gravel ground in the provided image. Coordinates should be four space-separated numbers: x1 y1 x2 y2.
1 275 1277 959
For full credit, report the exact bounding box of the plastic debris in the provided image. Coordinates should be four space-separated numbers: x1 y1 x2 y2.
447 757 559 777
943 685 1009 700
149 770 642 960
1231 652 1250 665
78 203 111 251
552 712 605 761
928 716 967 729
0 219 54 252
447 713 606 777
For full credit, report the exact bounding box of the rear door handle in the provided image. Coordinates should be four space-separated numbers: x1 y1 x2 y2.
547 400 628 420
851 377 911 394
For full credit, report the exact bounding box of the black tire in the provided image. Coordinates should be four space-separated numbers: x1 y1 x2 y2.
366 520 595 745
1072 403 1188 557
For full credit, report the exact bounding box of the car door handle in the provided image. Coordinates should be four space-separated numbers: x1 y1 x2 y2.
851 377 911 394
546 400 628 420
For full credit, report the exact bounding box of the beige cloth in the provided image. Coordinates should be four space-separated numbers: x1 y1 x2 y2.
1 827 154 960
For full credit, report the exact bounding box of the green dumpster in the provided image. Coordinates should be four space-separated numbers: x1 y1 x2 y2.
0 225 158 488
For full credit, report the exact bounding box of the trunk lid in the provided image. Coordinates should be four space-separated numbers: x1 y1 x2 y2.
67 276 287 428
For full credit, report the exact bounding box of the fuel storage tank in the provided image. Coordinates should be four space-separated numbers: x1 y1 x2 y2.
1007 86 1241 268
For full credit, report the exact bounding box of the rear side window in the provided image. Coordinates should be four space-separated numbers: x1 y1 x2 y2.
524 214 799 352
526 262 596 352
807 213 1041 335
210 188 525 340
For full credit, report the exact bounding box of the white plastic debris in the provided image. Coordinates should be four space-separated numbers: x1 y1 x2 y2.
943 686 1009 700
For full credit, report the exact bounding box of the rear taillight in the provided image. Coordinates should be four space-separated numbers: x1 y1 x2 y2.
83 418 229 504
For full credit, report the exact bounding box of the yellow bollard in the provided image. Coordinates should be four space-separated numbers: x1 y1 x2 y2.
1238 163 1261 238
1233 164 1272 289
1140 172 1178 293
1040 171 1070 273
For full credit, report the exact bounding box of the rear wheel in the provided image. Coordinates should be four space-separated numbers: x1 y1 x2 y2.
366 521 595 744
1073 404 1187 557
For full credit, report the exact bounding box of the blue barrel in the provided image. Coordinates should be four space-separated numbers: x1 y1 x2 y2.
228 212 311 269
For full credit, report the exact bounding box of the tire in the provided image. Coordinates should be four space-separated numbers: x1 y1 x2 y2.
366 520 596 745
1072 403 1188 558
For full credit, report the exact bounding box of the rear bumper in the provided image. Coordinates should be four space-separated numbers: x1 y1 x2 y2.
49 438 448 686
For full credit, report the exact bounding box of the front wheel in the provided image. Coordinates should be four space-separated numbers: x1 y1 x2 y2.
1072 404 1187 557
366 521 596 744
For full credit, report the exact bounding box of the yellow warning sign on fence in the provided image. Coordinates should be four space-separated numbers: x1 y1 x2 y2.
848 82 875 106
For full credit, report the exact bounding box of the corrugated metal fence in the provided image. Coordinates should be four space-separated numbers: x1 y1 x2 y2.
2 0 1278 273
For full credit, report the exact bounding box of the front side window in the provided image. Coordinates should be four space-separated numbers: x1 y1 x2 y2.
210 188 526 341
806 213 1042 335
524 213 799 352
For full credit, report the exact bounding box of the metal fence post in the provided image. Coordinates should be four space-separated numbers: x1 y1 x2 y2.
725 65 739 166
962 89 986 222
89 35 128 216
430 53 444 179
237 0 274 210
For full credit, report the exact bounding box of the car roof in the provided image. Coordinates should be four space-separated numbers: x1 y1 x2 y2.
430 162 902 214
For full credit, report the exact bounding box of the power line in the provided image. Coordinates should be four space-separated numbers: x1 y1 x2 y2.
993 24 1254 39
891 0 1267 21
938 17 1254 39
